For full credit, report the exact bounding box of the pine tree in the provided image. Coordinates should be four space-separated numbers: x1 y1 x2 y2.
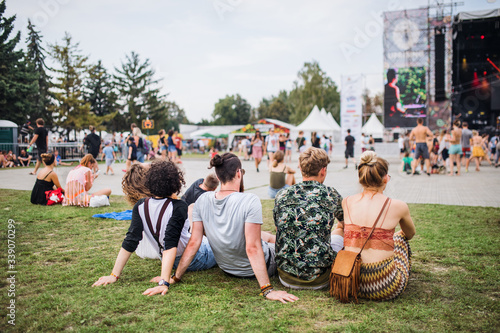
114 51 167 127
0 0 37 125
85 60 117 117
26 19 52 126
48 32 96 136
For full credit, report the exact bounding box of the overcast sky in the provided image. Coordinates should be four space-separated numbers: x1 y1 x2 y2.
7 0 497 123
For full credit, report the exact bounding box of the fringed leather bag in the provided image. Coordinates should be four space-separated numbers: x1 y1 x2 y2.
329 198 390 303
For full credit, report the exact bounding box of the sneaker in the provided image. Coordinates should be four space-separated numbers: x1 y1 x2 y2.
257 167 259 172
355 164 358 170
343 166 348 169
427 172 431 176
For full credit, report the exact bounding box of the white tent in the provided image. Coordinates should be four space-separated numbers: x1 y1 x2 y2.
293 106 341 143
361 114 384 139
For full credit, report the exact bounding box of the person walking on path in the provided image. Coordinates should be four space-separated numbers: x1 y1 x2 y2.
264 128 279 169
448 120 463 176
344 129 356 169
101 141 116 175
28 118 48 175
409 118 433 176
251 131 264 172
460 122 473 166
466 130 487 172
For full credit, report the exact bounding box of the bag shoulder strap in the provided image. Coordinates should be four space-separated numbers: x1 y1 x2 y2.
144 198 172 250
42 170 52 180
358 197 390 254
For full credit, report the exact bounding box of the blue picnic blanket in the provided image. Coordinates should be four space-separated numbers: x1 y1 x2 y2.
93 210 132 220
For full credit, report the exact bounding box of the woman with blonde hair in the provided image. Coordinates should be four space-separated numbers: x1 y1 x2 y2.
30 153 64 205
340 151 416 301
268 150 295 199
63 154 112 207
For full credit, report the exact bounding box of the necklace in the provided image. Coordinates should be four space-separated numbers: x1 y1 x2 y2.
219 189 237 192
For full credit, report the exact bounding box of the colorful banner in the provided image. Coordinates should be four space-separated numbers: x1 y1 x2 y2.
341 75 363 142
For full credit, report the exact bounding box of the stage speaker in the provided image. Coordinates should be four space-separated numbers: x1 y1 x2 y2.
435 34 446 101
491 80 500 110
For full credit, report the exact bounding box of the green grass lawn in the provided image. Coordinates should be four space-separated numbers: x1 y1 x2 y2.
0 189 499 332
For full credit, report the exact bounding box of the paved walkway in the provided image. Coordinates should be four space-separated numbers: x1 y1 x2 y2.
2 145 499 207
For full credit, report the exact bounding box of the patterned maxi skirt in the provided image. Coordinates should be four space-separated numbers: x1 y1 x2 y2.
358 231 412 301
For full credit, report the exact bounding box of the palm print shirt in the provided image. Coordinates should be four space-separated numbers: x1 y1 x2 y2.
273 181 344 281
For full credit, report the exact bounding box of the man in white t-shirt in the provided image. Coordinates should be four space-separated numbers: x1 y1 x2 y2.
264 128 279 167
172 153 298 303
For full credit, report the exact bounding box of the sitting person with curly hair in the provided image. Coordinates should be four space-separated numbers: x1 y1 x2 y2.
93 160 217 295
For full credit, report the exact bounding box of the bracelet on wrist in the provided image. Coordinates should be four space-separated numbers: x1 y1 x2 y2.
259 284 273 296
263 288 275 297
110 273 119 280
171 274 181 283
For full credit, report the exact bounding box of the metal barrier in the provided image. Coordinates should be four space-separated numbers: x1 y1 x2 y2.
13 143 87 162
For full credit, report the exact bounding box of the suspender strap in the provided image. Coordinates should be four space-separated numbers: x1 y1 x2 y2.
144 198 172 251
358 198 391 254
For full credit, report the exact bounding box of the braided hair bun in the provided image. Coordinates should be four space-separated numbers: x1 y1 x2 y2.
359 151 377 167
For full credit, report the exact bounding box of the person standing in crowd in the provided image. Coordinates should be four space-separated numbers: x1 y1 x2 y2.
101 141 116 175
158 130 167 160
409 118 433 176
361 133 368 153
466 130 487 172
448 119 463 176
171 153 298 303
398 133 405 158
321 134 331 154
264 128 279 168
133 127 146 163
181 174 220 206
167 130 177 162
240 136 250 161
174 130 183 164
295 131 306 153
82 125 101 160
344 129 356 169
125 137 138 171
20 121 33 143
403 131 411 155
28 118 49 175
285 133 293 163
438 129 450 170
311 132 320 149
273 147 344 290
251 131 264 172
461 122 473 166
30 153 64 205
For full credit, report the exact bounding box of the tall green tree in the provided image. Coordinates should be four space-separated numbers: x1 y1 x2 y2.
212 94 251 125
288 61 340 124
85 60 118 117
256 90 291 122
0 0 37 125
25 19 52 126
48 32 96 136
114 51 166 128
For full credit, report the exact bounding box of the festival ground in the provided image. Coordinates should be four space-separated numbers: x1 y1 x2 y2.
1 143 498 207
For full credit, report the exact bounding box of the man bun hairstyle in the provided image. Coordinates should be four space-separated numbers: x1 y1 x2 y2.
357 151 389 191
209 152 241 184
144 160 185 198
